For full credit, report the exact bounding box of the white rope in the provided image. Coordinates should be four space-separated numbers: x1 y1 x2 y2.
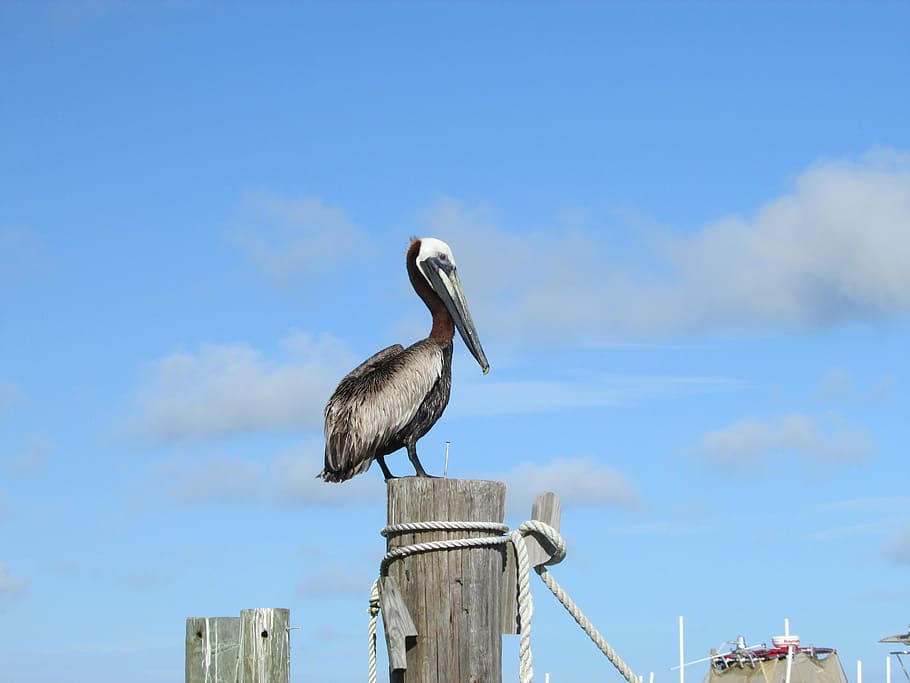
535 565 638 683
367 579 380 683
510 526 534 683
367 517 638 683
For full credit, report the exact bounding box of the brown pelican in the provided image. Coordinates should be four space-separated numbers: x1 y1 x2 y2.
318 237 489 482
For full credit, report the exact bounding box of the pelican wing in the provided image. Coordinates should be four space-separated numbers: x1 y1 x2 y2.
323 341 445 479
339 344 404 380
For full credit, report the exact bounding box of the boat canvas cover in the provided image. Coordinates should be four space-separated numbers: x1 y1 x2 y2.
702 652 848 683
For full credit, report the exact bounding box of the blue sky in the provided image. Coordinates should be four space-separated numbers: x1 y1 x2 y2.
2 2 909 681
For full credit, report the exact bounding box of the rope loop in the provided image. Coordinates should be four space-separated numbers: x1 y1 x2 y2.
381 520 509 538
516 519 567 566
367 516 638 683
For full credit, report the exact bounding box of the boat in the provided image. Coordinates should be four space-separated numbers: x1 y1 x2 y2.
880 626 910 682
697 634 848 683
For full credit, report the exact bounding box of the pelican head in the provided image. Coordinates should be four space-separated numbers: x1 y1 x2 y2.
415 237 490 374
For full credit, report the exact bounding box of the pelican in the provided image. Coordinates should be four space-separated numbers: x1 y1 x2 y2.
318 237 489 482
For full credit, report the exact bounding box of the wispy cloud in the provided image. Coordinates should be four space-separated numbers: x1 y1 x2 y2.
126 331 357 444
296 564 374 598
3 433 53 478
693 413 873 469
450 373 738 417
232 192 376 284
270 445 385 506
818 368 855 401
152 455 264 504
0 227 44 283
816 496 910 512
0 564 28 607
499 456 643 515
0 380 23 419
817 368 895 404
422 149 910 341
147 440 384 508
884 525 910 566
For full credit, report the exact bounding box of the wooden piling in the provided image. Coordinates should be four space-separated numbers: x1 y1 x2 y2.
385 477 507 683
240 608 290 683
185 608 289 683
186 616 241 683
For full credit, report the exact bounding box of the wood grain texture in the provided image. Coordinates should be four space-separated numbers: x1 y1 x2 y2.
185 617 240 683
502 491 563 635
386 478 506 683
381 576 418 671
239 608 290 683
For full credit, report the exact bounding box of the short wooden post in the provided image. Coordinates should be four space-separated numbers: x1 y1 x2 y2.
385 477 506 683
502 491 563 635
185 608 289 683
240 608 290 683
186 617 241 683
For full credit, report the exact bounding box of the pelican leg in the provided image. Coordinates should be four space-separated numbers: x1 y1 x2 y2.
376 456 397 481
406 442 435 478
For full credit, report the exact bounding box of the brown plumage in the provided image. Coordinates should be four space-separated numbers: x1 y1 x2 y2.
319 237 489 482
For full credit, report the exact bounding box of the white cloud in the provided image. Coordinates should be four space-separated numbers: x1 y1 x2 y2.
420 149 910 341
0 564 28 606
499 456 643 515
449 373 738 418
694 413 873 469
233 192 375 283
128 331 357 444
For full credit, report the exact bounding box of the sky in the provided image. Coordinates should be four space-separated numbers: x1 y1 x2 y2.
1 1 909 681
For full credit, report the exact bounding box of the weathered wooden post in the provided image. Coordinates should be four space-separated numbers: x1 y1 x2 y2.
239 608 290 683
385 477 507 682
185 608 289 683
186 616 241 683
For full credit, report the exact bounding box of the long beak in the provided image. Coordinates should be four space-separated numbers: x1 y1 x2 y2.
421 257 490 374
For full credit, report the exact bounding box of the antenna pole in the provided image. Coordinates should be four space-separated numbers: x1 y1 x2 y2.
679 616 685 683
784 617 794 683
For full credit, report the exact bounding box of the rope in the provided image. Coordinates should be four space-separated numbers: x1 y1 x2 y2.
367 579 380 683
535 565 638 683
367 517 638 683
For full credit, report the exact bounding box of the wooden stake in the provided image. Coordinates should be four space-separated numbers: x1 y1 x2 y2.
185 617 240 683
502 491 563 635
385 477 506 683
239 608 290 683
186 609 289 683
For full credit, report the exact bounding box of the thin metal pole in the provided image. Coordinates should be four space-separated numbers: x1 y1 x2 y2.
679 616 685 683
784 617 793 683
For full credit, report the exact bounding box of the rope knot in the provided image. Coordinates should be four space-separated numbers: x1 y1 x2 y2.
367 515 637 683
367 579 381 617
517 519 567 566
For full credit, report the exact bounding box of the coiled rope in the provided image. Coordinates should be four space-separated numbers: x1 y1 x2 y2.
367 518 638 683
